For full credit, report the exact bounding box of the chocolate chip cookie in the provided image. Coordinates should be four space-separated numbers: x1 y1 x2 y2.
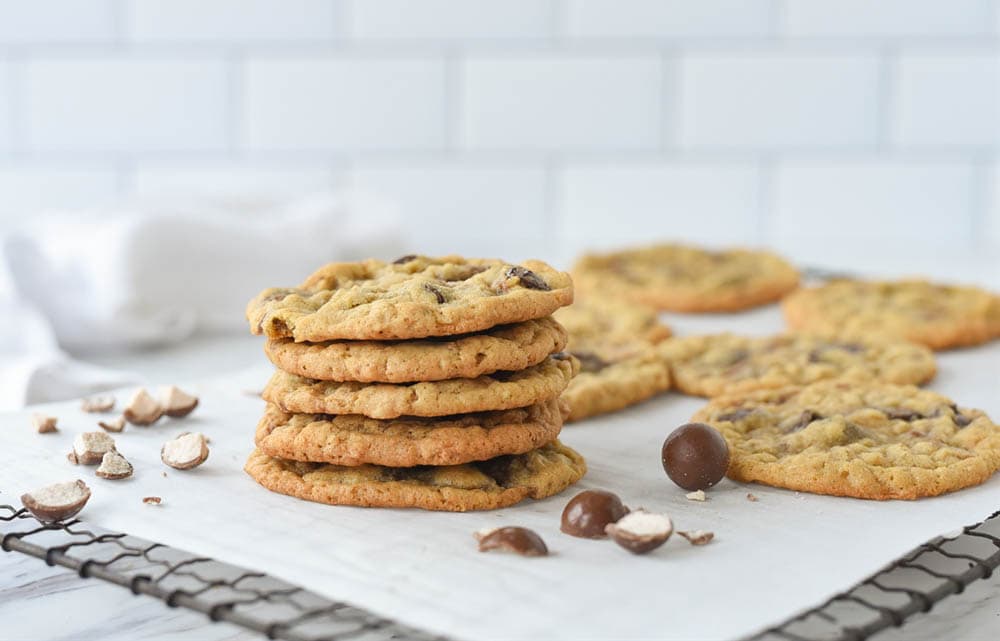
693 382 1000 499
663 333 936 398
255 400 566 467
262 355 577 419
247 255 574 341
264 317 567 383
783 279 1000 350
244 440 587 511
555 299 672 421
573 244 799 313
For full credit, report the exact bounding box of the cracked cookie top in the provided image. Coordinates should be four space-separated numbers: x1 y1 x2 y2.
783 279 1000 350
247 255 574 341
693 381 1000 499
572 244 799 312
662 332 936 398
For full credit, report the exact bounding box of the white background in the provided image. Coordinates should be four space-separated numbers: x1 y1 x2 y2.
0 0 998 264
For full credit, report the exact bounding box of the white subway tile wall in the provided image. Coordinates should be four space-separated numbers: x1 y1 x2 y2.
891 52 1000 147
0 0 997 264
460 56 663 150
679 52 880 149
25 58 230 152
242 57 446 150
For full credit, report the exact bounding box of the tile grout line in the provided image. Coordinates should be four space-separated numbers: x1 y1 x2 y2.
544 156 562 258
7 52 25 160
443 48 460 154
756 156 777 245
110 0 126 46
662 48 681 151
876 44 897 153
549 0 567 42
336 0 353 41
226 52 243 158
968 152 992 251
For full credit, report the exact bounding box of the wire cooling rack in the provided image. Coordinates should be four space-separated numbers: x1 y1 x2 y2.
747 509 1000 641
0 504 444 641
3 503 998 641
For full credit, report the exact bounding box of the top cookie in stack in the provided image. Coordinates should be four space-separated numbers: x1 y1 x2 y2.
243 255 586 512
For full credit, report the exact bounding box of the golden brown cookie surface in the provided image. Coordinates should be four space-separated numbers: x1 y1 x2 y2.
255 400 566 467
247 255 573 341
264 317 567 383
555 299 672 421
663 333 936 398
244 440 587 511
693 382 1000 500
262 355 577 419
783 279 1000 350
573 244 799 312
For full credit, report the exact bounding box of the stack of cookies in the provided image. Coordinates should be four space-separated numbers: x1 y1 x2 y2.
242 255 587 512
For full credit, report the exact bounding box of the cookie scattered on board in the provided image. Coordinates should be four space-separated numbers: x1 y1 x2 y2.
783 279 1000 350
264 317 567 383
247 255 574 341
693 381 1000 500
262 355 577 419
662 332 936 398
555 299 672 421
254 400 568 468
244 440 587 512
572 244 799 313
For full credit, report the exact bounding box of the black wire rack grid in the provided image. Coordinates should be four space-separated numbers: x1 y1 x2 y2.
0 504 445 641
3 504 999 641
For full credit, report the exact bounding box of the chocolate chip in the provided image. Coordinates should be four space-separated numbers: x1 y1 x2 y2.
423 282 446 304
475 527 548 557
841 423 867 443
661 423 730 491
572 351 610 373
476 455 517 487
954 413 972 427
722 349 750 366
787 410 822 433
884 408 922 421
392 255 418 264
560 490 629 539
505 266 550 291
809 342 866 363
716 408 753 422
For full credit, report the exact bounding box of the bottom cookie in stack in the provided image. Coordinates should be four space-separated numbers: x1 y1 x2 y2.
245 401 585 511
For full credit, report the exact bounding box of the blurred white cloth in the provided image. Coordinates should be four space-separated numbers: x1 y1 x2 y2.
0 192 402 408
0 298 140 409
